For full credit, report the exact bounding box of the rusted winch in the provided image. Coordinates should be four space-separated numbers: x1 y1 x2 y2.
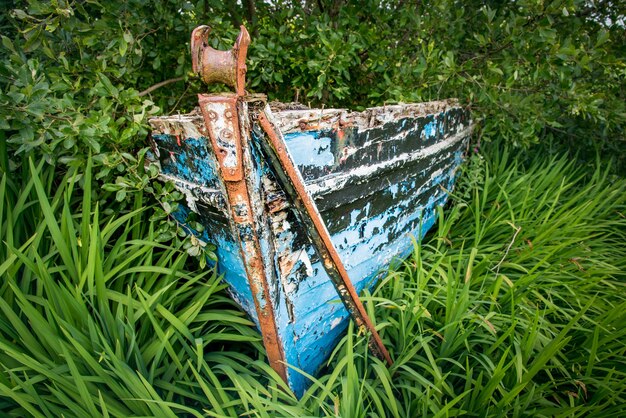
191 25 250 97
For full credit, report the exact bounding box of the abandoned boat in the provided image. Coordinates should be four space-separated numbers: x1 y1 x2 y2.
147 25 472 397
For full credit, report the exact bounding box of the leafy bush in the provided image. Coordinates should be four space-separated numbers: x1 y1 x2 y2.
1 1 624 175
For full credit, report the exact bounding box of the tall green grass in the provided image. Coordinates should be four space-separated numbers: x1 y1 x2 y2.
1 147 625 417
0 160 286 417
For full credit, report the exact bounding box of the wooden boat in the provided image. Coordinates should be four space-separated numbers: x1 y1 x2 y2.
148 26 472 397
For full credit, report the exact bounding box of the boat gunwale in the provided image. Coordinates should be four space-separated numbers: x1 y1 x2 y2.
148 102 471 208
148 98 463 133
270 99 460 133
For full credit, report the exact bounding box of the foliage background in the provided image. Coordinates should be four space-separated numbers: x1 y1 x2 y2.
0 0 625 416
1 0 625 180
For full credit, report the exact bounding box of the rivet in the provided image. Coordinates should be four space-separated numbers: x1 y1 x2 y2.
221 129 233 139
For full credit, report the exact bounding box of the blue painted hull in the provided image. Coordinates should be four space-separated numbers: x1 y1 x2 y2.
149 100 471 396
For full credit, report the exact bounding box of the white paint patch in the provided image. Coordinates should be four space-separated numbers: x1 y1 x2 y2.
298 249 314 277
349 208 361 224
429 167 444 181
157 173 225 213
177 118 203 139
330 316 343 330
202 101 239 168
182 187 198 212
283 279 297 295
148 116 204 139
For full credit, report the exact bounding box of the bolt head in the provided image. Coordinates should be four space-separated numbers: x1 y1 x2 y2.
221 129 233 139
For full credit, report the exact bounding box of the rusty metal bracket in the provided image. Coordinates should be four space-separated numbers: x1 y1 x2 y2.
191 25 250 97
198 94 243 182
198 94 288 384
257 110 394 367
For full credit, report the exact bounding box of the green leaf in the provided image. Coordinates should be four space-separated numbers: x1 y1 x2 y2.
123 31 134 44
28 158 78 280
97 73 119 98
1 35 16 53
119 38 128 57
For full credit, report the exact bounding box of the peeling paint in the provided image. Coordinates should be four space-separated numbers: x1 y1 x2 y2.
284 131 335 167
304 126 471 197
330 316 343 330
148 97 472 398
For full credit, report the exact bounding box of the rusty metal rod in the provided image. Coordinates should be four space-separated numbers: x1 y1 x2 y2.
257 110 393 367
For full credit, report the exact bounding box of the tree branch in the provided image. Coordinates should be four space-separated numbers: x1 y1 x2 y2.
138 77 185 97
244 0 257 36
